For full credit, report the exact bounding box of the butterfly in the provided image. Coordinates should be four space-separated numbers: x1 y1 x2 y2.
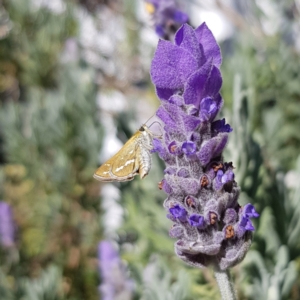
93 125 158 182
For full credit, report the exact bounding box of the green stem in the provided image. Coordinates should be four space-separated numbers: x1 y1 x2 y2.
214 269 237 300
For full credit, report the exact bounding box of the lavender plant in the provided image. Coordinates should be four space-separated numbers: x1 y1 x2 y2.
150 23 259 297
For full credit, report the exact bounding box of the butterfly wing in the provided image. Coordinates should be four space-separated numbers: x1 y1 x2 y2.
93 133 140 182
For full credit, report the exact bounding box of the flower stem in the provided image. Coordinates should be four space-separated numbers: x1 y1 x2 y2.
214 268 237 300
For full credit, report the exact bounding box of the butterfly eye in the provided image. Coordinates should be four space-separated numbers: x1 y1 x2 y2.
139 126 145 131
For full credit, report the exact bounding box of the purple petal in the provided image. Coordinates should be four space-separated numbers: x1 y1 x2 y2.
245 219 255 231
169 204 187 222
210 93 223 121
243 204 259 218
214 174 223 191
199 97 218 122
150 39 199 90
239 216 255 231
212 118 233 135
195 22 222 67
182 141 197 156
216 170 224 179
221 170 234 184
188 214 205 228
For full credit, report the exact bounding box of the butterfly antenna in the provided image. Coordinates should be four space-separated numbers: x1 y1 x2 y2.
143 112 157 125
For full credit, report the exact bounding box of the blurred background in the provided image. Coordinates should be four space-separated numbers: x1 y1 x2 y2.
0 0 300 299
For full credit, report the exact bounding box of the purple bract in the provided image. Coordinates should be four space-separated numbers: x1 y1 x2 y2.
150 23 259 270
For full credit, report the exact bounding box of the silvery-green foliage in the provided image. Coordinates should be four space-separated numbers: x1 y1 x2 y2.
20 265 62 300
141 257 190 300
0 268 14 300
0 265 62 300
225 74 262 201
0 35 102 300
243 246 297 300
242 166 300 300
225 67 300 300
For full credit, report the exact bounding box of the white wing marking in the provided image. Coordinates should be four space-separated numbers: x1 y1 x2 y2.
115 159 135 173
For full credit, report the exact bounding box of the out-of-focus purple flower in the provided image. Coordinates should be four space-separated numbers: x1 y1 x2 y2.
0 202 15 248
150 23 258 270
98 241 134 300
145 0 188 40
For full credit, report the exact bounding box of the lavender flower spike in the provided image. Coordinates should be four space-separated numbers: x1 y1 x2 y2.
0 201 15 248
98 241 134 300
150 23 259 271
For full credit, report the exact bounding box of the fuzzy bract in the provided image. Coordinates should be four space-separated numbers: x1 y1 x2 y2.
150 23 259 270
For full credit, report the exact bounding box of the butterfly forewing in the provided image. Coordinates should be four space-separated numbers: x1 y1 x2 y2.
93 130 145 182
110 140 140 180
